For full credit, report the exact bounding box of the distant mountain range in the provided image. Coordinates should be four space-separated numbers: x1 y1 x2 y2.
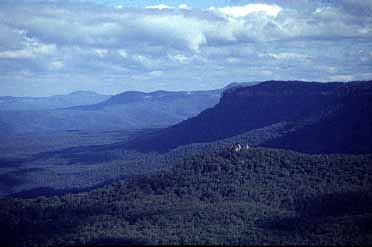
69 89 222 112
126 80 372 154
0 88 226 134
0 91 111 111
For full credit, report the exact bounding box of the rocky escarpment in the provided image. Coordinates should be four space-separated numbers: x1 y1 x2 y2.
125 80 372 154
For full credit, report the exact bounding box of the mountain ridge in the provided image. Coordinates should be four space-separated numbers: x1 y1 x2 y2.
69 89 222 110
125 80 372 154
0 88 224 134
0 91 111 111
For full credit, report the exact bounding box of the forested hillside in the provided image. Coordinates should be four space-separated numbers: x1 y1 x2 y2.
1 147 371 246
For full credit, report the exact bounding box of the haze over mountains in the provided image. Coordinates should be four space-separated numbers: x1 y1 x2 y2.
0 91 111 111
0 88 223 134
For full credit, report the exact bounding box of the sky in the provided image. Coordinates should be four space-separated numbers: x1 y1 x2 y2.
0 0 371 96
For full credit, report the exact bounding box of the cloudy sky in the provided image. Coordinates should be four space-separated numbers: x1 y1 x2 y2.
0 0 371 96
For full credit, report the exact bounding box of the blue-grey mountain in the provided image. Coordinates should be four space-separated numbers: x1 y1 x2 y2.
126 80 372 154
0 91 110 111
0 89 222 134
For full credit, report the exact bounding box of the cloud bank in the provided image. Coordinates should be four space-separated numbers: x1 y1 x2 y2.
0 0 371 96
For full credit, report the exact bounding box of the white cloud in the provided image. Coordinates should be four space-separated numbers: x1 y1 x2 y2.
145 4 172 10
149 70 163 77
0 38 56 59
0 1 371 96
178 4 191 10
227 57 240 64
259 70 273 76
209 4 282 18
131 70 164 81
316 65 337 74
145 3 190 10
50 61 64 70
137 14 209 52
132 54 160 69
118 49 128 59
2 2 370 55
168 53 189 64
95 49 108 58
265 52 309 60
329 75 355 81
0 49 34 59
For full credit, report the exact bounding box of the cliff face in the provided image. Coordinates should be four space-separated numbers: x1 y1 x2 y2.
211 81 343 130
126 81 372 153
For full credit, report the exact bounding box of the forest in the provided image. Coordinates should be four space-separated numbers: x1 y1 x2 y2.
1 147 371 246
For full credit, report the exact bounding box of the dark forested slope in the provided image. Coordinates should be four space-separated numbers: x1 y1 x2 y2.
1 147 371 246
